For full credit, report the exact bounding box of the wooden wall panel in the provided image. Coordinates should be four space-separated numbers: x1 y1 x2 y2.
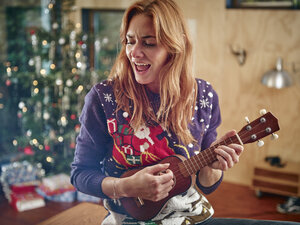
181 0 300 185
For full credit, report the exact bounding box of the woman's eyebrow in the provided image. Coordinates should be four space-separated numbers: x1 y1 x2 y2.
141 35 156 39
126 34 156 39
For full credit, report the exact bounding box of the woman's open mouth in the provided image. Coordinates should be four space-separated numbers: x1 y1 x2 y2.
134 62 151 73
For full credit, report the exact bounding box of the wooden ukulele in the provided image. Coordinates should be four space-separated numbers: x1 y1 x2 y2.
120 111 280 221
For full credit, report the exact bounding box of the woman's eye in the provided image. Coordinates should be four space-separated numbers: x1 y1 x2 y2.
126 39 135 45
144 42 156 47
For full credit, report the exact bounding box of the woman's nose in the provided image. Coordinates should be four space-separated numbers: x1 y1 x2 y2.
131 43 144 58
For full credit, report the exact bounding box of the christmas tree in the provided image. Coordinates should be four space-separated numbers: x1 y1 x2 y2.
0 0 119 174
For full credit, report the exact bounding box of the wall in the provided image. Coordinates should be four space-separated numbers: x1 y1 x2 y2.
73 0 300 185
177 0 300 185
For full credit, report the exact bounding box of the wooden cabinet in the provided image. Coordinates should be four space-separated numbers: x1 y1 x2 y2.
252 161 300 197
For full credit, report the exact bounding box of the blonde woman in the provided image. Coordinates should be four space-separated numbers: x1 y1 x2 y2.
71 0 299 224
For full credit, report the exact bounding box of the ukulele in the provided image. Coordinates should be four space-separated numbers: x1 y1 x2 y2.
120 110 280 221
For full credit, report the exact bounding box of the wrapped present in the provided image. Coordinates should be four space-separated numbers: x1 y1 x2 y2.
10 190 45 212
0 161 44 205
36 187 76 202
77 191 101 203
11 180 41 194
38 183 75 196
36 173 76 202
0 161 44 186
42 173 73 191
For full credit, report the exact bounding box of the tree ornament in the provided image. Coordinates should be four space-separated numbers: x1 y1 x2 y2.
24 146 34 155
75 124 80 133
6 80 11 86
70 114 76 120
17 111 22 118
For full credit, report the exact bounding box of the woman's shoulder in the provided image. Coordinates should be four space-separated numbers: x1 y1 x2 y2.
195 78 217 97
84 79 116 105
93 79 114 93
195 78 214 90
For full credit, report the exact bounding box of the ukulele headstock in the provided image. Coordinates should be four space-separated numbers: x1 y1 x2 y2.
238 110 280 145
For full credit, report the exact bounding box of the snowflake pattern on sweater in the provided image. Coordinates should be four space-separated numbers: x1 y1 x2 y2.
96 79 220 176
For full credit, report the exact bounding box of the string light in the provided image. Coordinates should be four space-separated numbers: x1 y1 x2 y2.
61 116 67 126
72 68 77 74
40 69 46 76
46 157 53 163
32 139 38 145
12 140 18 146
75 23 81 29
58 136 64 142
34 88 39 94
22 107 28 113
33 80 38 86
76 85 84 94
42 40 48 46
6 67 12 76
50 64 56 69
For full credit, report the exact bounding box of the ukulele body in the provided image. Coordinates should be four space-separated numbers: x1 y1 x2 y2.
118 111 280 221
120 154 196 221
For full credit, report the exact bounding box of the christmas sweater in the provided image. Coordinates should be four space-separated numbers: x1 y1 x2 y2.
71 78 222 224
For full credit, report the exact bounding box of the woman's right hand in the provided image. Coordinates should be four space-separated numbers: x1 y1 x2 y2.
116 163 174 201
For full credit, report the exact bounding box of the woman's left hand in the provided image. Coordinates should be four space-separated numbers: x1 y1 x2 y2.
210 130 244 171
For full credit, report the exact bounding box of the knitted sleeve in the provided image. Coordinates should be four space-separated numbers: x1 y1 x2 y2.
70 85 113 199
196 80 223 194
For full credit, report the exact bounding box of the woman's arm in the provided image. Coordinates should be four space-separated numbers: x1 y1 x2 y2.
101 163 174 202
197 130 244 192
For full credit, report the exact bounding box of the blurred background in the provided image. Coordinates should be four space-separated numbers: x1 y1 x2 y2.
0 0 299 222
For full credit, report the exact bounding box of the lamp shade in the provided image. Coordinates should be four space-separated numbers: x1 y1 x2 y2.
261 57 292 89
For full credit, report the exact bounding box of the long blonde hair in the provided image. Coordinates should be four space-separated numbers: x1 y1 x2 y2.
109 0 197 145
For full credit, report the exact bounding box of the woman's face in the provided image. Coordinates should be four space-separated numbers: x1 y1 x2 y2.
126 14 169 93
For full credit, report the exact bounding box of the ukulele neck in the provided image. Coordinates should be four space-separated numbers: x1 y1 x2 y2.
179 133 243 176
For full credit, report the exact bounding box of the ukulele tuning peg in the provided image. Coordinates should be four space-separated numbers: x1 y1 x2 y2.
257 140 264 147
271 133 279 140
245 116 250 124
259 109 267 115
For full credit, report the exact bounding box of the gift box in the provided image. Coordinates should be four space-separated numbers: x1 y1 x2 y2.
0 161 45 207
36 187 76 202
10 190 45 212
36 173 76 202
0 161 44 186
11 180 41 194
42 173 73 191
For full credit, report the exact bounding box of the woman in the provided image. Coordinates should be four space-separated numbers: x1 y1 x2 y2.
71 0 299 224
